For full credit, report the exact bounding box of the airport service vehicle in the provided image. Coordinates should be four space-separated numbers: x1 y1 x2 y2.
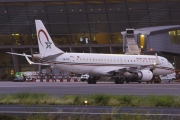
14 71 37 82
23 71 37 81
7 20 174 84
80 74 89 81
14 72 25 82
14 76 25 82
160 73 176 83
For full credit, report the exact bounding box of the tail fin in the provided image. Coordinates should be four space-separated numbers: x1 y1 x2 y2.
35 20 64 55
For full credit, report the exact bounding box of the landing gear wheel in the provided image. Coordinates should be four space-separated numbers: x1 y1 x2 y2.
87 78 97 84
87 78 92 84
157 79 161 83
92 79 97 84
115 78 124 84
150 81 153 84
126 79 129 83
138 81 141 83
115 78 119 84
119 78 124 84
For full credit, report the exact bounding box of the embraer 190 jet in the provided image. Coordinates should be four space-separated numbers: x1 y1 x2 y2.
7 20 174 84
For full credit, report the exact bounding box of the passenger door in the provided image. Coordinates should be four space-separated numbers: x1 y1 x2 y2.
161 59 165 67
70 56 75 65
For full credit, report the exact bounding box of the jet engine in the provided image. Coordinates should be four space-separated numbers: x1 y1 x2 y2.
32 54 43 60
135 70 153 81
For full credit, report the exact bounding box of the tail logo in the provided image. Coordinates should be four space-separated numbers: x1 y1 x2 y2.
38 29 52 49
45 41 52 49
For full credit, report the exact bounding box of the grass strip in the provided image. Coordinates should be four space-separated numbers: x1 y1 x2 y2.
0 113 165 120
0 93 180 107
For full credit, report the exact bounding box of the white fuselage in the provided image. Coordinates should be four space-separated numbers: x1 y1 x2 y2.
46 53 174 76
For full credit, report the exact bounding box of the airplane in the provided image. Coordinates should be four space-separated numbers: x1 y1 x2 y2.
7 20 175 84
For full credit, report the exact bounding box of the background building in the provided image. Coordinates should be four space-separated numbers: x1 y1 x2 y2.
0 0 180 76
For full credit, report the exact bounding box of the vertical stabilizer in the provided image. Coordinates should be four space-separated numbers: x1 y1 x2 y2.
35 20 64 55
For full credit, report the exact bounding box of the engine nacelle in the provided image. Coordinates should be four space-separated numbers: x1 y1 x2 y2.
136 70 153 81
32 54 42 60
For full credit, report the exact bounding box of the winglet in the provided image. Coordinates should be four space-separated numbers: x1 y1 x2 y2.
155 53 161 65
23 53 49 65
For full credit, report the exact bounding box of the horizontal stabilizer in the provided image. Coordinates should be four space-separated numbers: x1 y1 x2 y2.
7 52 31 57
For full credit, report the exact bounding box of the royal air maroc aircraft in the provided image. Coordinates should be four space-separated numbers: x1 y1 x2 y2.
7 20 174 84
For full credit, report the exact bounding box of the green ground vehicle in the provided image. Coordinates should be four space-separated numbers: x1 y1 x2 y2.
14 72 25 82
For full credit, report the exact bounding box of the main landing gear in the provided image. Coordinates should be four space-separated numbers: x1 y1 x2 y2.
87 78 97 84
115 77 125 84
87 76 100 84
